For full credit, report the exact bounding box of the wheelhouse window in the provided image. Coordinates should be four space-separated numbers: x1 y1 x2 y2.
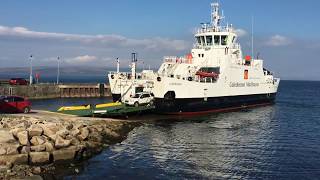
196 36 201 45
232 36 236 43
214 35 220 45
221 35 228 45
200 36 205 46
206 36 213 46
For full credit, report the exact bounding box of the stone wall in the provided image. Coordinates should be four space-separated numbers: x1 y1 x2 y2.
0 84 111 99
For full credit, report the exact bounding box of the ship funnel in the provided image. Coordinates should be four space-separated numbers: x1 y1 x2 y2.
131 53 138 80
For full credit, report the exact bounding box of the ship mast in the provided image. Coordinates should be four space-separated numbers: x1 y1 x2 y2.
211 2 224 32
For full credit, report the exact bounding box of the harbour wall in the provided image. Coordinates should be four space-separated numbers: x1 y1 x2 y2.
0 83 111 99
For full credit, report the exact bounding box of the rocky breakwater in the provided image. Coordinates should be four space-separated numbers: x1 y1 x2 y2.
0 114 140 179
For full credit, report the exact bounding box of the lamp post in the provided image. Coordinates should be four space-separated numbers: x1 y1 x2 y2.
57 56 60 84
29 55 33 85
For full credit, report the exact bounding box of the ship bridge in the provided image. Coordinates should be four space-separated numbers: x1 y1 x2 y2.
193 2 239 50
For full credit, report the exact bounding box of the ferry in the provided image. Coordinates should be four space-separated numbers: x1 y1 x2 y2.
108 2 280 115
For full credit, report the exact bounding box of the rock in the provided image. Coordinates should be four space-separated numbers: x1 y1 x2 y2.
16 130 29 146
0 154 28 165
0 165 10 173
88 132 103 143
0 143 19 155
56 129 69 139
0 147 6 155
30 136 45 146
73 123 84 130
77 127 89 141
0 129 16 143
6 144 19 155
31 145 46 152
70 138 80 146
55 135 71 149
44 141 54 152
70 128 80 136
13 122 28 129
105 128 120 139
21 146 31 154
41 123 60 137
31 167 42 174
10 128 25 138
52 146 77 162
29 152 50 164
64 123 73 130
28 125 43 137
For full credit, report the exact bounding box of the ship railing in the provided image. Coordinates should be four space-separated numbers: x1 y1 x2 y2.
193 43 240 49
163 56 192 64
108 71 154 80
108 71 131 75
196 26 232 34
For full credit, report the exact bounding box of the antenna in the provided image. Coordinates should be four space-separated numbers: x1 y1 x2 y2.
251 15 254 60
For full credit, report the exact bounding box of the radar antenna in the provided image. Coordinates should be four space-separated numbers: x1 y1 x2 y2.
211 2 224 31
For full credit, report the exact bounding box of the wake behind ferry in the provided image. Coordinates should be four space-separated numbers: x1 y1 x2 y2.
108 2 280 115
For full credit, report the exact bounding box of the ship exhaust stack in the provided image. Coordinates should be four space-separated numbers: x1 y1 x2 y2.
131 53 138 80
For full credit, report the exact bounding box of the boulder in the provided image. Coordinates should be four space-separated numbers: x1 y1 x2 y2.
52 146 77 162
70 138 80 146
44 142 54 152
64 123 73 130
30 136 45 146
16 130 29 146
31 145 46 152
0 154 28 165
70 128 80 137
0 147 6 155
73 123 84 130
41 123 60 137
77 127 89 141
0 129 16 143
6 144 19 155
12 122 28 129
21 146 31 154
31 166 42 174
88 132 103 143
105 128 120 139
29 152 50 164
10 127 25 138
56 129 69 139
28 124 43 137
55 135 71 149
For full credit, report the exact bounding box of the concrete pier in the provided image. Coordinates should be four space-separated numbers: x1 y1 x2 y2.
0 83 111 99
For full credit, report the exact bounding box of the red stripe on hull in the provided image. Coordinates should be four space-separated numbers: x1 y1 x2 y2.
164 102 273 116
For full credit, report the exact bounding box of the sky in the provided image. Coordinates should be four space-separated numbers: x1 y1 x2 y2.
0 0 320 80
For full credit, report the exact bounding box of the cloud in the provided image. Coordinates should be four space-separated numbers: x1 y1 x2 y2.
265 35 292 46
234 28 247 37
65 55 97 64
0 25 189 51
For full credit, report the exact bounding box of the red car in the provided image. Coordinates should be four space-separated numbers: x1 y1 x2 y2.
0 96 31 113
9 78 29 85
